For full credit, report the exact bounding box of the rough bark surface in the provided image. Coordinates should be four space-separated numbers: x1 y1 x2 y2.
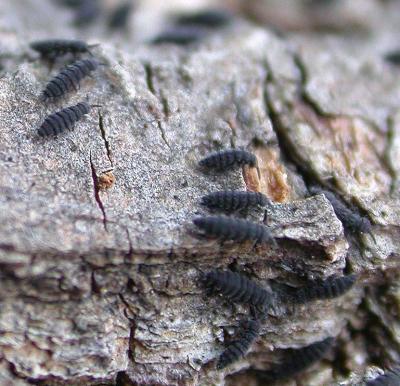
0 1 400 385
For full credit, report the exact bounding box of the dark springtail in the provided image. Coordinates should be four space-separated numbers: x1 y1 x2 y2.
201 190 270 212
199 149 257 171
38 101 91 137
193 215 275 245
175 9 233 28
204 270 272 312
309 187 372 234
217 320 260 370
249 337 334 381
384 51 400 66
286 275 356 305
108 2 133 30
366 367 400 385
41 58 99 101
30 39 96 59
150 25 209 45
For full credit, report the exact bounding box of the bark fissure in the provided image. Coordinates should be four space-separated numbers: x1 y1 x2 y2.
142 62 171 149
89 152 108 231
293 54 384 135
157 120 172 150
143 62 156 96
262 62 318 186
98 111 113 165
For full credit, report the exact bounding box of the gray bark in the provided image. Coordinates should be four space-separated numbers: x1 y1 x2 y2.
0 1 400 385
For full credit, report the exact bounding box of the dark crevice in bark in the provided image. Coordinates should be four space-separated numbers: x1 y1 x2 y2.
89 152 108 231
118 293 137 364
98 111 113 165
143 62 156 96
262 62 321 189
3 359 30 384
293 53 384 134
142 63 171 149
128 320 136 362
157 121 172 150
160 94 170 120
125 228 133 259
384 115 399 195
116 371 135 386
91 270 101 294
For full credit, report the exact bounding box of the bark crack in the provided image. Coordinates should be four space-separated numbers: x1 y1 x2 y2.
160 94 170 120
89 152 108 231
157 120 172 150
119 293 136 361
143 62 156 96
384 115 399 195
293 54 384 134
262 60 317 186
98 111 113 165
142 62 172 149
125 227 133 258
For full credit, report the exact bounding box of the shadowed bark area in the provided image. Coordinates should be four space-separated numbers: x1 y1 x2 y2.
0 1 399 385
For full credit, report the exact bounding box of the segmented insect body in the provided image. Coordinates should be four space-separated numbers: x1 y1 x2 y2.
201 190 270 212
205 270 272 312
151 26 209 45
38 102 90 137
250 337 334 381
309 187 372 234
367 367 400 385
41 58 99 101
217 320 260 370
287 275 356 305
199 149 257 171
175 9 233 28
193 215 275 245
30 39 94 59
108 3 133 30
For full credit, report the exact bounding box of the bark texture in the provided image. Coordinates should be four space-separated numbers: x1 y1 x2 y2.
0 1 400 385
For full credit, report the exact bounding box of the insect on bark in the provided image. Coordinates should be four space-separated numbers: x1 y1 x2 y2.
40 58 100 102
193 215 276 246
217 320 261 370
30 39 97 59
309 186 372 235
37 101 98 137
201 190 271 212
204 270 272 313
199 149 257 171
248 337 334 381
284 274 357 305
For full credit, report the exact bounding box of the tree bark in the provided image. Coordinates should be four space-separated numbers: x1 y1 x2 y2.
0 1 400 385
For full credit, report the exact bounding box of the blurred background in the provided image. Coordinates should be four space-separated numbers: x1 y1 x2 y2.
1 0 399 45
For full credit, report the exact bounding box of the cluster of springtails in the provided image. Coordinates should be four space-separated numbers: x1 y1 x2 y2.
205 269 355 375
194 149 275 246
31 39 103 138
193 148 376 381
